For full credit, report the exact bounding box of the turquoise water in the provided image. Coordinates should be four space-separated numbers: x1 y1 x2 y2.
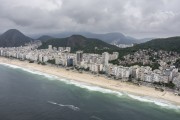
0 64 180 120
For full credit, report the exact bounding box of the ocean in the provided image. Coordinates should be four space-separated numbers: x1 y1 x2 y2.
0 64 180 120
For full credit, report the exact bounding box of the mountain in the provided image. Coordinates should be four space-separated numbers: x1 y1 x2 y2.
117 36 180 58
39 35 119 53
37 35 54 42
77 32 138 45
0 29 33 47
138 38 154 43
37 32 138 45
134 36 180 52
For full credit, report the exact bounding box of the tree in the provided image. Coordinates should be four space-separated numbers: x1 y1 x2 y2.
47 59 55 64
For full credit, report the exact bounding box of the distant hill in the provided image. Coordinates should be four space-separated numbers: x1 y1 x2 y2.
134 36 180 52
117 36 180 58
38 32 138 45
138 38 154 43
78 32 138 45
39 35 119 53
0 29 33 47
37 35 54 42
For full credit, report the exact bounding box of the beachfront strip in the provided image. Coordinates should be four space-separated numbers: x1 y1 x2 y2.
0 41 180 90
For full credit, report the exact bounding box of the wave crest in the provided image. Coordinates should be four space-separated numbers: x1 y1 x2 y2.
47 101 80 111
127 94 180 110
1 63 180 110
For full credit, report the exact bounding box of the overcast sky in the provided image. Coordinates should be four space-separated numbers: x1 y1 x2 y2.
0 0 180 38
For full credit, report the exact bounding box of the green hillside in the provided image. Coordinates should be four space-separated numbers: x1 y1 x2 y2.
39 36 180 58
135 36 180 52
117 36 180 58
0 29 33 47
38 35 119 53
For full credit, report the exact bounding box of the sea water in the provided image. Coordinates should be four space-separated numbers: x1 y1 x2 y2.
0 64 180 120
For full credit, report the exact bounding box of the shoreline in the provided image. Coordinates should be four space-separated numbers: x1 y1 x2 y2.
0 57 180 106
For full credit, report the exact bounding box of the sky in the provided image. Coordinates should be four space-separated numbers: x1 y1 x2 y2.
0 0 180 38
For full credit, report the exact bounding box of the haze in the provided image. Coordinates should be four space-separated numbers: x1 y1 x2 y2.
0 0 180 38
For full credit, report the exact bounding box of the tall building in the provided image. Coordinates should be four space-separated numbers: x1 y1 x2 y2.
102 52 109 66
53 47 57 51
76 51 83 65
66 47 71 53
48 45 52 51
67 58 73 67
58 47 64 51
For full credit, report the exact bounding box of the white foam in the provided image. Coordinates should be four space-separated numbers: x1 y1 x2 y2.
1 63 180 110
60 78 123 97
0 63 123 96
0 63 58 80
127 94 180 110
48 101 80 111
48 101 57 105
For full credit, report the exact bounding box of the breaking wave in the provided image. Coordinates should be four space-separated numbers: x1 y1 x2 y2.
127 94 180 110
0 63 123 96
1 63 180 111
47 101 80 111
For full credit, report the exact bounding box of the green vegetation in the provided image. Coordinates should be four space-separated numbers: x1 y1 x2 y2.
117 36 180 58
41 62 46 65
135 37 180 52
38 35 54 42
174 59 180 71
99 71 106 74
37 61 46 65
128 75 133 81
109 59 120 65
39 36 180 57
39 35 180 70
77 67 90 71
38 35 119 54
0 29 33 47
47 59 55 64
153 82 175 89
29 61 34 63
149 62 160 70
165 82 175 89
124 62 143 67
167 61 171 65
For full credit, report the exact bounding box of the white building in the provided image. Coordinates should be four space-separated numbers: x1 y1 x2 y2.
102 52 109 66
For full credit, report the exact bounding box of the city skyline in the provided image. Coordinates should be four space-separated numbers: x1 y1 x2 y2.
0 0 180 119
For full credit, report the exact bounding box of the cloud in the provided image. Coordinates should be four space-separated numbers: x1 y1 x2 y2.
0 0 180 38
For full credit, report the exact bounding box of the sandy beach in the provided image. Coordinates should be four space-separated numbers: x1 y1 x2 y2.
0 57 180 105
